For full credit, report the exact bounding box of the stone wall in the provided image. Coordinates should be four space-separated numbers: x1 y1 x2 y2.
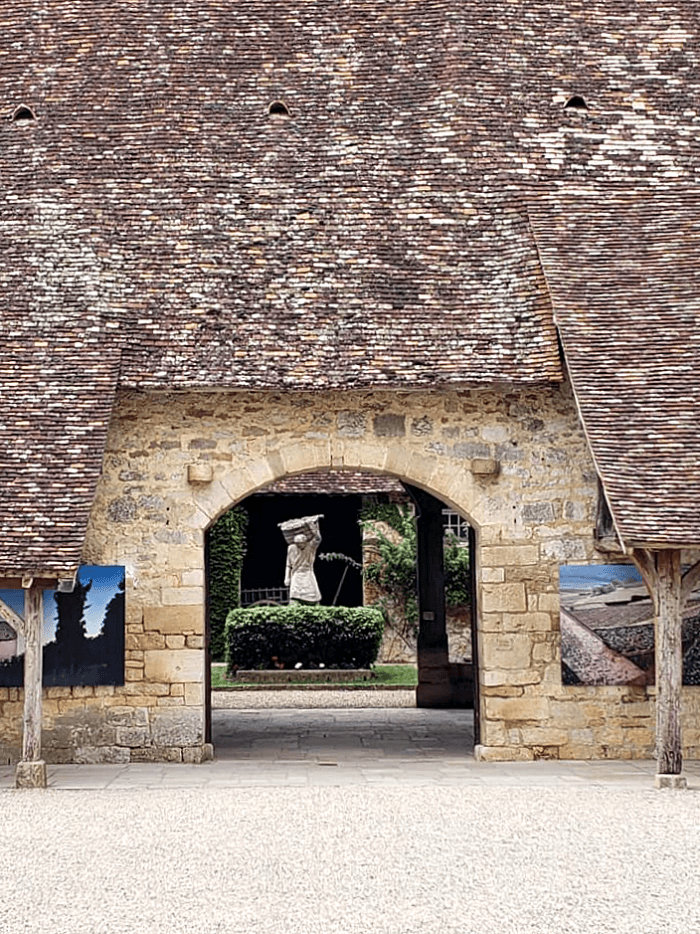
0 606 207 764
4 382 694 764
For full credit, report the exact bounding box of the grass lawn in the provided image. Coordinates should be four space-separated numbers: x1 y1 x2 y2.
210 663 417 689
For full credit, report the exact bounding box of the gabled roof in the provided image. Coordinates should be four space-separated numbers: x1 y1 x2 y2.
2 1 700 571
530 188 700 547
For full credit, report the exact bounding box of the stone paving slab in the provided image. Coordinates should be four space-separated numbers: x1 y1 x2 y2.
4 759 700 790
3 704 700 790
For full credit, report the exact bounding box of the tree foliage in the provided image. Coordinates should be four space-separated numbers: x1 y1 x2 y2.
99 577 125 684
361 503 471 628
54 579 91 674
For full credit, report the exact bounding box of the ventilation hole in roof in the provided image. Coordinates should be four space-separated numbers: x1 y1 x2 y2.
564 95 588 111
11 105 36 122
268 101 290 117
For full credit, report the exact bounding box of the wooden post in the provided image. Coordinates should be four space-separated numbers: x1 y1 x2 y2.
654 549 684 784
15 584 47 789
405 485 452 708
633 548 687 788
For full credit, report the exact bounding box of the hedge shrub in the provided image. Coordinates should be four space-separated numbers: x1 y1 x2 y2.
225 605 384 672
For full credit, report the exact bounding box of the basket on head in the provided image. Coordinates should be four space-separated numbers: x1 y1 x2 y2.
278 515 323 545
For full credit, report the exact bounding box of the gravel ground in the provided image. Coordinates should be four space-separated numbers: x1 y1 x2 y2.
212 688 416 708
2 784 700 934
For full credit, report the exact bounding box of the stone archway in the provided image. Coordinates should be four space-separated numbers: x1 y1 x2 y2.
201 461 482 742
70 387 599 764
203 468 480 753
191 444 484 535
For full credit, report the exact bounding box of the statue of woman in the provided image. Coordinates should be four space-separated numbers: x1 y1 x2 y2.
281 515 322 604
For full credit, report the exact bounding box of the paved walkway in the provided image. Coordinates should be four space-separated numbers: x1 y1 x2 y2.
2 702 700 789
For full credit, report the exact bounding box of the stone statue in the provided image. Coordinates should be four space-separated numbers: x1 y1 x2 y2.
279 515 323 604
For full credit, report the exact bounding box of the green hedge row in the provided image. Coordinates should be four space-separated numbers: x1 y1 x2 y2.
225 605 384 672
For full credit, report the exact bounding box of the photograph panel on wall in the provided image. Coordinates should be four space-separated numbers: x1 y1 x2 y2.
0 566 125 687
560 564 700 686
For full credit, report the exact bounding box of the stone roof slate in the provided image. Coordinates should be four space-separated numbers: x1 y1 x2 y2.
0 1 572 392
259 471 406 497
3 1 700 570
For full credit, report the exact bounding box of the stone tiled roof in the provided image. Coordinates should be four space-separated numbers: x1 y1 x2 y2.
0 312 121 578
0 2 570 393
3 1 700 569
258 471 406 497
530 188 700 547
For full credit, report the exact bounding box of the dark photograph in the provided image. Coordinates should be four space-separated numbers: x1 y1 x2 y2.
0 567 125 687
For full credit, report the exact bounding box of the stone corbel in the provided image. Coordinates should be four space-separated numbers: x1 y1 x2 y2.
187 463 214 484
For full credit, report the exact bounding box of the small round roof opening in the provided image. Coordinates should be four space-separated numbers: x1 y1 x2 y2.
268 100 291 118
11 105 36 123
564 95 588 111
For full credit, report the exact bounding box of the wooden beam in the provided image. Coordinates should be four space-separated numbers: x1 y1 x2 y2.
654 549 683 778
404 484 451 708
0 577 56 589
631 548 686 784
0 595 26 638
631 548 656 599
15 585 47 789
21 586 44 761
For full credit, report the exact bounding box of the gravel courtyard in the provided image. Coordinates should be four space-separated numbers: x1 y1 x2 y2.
2 697 700 934
2 782 699 934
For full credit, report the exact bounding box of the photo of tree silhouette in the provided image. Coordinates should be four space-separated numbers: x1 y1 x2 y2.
0 567 125 687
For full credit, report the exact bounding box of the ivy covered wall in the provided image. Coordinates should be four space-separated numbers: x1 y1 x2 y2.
206 506 249 661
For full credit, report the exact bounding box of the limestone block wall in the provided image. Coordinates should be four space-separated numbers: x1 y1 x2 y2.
0 606 207 764
3 382 691 763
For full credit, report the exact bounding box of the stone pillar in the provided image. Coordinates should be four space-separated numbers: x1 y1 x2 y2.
406 485 451 707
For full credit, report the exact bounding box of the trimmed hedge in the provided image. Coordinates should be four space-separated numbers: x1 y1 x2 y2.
225 605 385 673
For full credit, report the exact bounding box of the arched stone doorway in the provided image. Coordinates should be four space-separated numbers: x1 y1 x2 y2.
204 468 480 757
70 386 597 765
